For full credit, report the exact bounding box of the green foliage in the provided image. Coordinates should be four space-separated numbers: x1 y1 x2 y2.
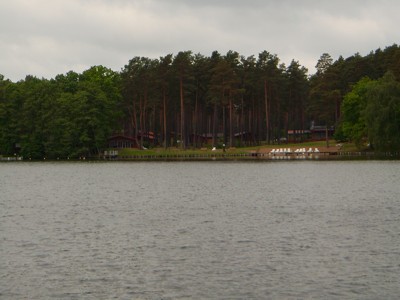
339 72 400 152
308 53 341 125
340 77 372 147
315 53 333 75
363 72 400 151
309 45 400 128
0 67 122 159
2 44 400 158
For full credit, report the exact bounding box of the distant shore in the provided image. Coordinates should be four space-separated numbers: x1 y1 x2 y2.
2 141 399 162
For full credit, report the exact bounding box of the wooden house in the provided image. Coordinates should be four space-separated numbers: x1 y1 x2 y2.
310 126 335 140
287 130 311 142
234 131 253 145
189 134 209 145
108 135 138 148
137 131 157 145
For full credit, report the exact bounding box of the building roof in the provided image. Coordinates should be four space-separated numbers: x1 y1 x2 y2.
108 135 137 142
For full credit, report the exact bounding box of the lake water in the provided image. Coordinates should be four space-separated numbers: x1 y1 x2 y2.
1 161 400 299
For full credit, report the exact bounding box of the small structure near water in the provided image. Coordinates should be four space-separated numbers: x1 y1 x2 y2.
108 135 138 149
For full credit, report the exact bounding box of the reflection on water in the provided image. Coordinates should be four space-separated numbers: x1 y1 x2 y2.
1 161 400 299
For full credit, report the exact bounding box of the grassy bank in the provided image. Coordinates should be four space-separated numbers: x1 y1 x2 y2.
117 140 341 157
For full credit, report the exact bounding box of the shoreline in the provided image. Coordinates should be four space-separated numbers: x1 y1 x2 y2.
2 151 400 162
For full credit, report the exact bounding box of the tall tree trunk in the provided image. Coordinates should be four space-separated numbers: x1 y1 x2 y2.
264 79 270 144
284 112 289 144
163 90 167 149
335 94 341 124
139 96 143 149
180 77 185 149
258 98 262 145
248 108 252 145
193 88 198 148
152 103 156 146
229 95 233 147
133 99 138 139
276 96 280 144
222 105 226 146
240 95 244 146
212 102 218 147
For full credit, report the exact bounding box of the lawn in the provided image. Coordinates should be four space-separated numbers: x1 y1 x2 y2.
117 140 345 157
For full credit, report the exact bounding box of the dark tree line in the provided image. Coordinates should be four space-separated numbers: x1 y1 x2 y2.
1 45 400 158
338 72 400 151
309 44 400 151
309 44 400 128
120 50 308 149
0 67 121 159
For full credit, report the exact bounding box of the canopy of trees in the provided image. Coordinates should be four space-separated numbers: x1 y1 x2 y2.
0 67 121 159
339 72 400 151
1 44 400 158
120 50 308 150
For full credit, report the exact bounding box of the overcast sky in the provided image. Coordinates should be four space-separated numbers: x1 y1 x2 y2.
1 0 399 81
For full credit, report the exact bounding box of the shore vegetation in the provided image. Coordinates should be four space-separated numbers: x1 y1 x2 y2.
1 45 400 159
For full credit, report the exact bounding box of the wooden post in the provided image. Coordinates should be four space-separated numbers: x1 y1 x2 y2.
326 125 329 148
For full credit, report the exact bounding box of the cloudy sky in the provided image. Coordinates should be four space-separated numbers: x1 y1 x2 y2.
1 0 399 81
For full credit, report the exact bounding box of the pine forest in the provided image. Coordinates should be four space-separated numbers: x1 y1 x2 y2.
1 45 400 159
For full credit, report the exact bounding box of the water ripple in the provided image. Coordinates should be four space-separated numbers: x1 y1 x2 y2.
1 161 400 299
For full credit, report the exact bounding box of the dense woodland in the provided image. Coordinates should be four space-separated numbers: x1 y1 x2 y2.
1 45 400 159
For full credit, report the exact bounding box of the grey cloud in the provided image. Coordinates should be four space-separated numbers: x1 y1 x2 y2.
1 0 399 81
